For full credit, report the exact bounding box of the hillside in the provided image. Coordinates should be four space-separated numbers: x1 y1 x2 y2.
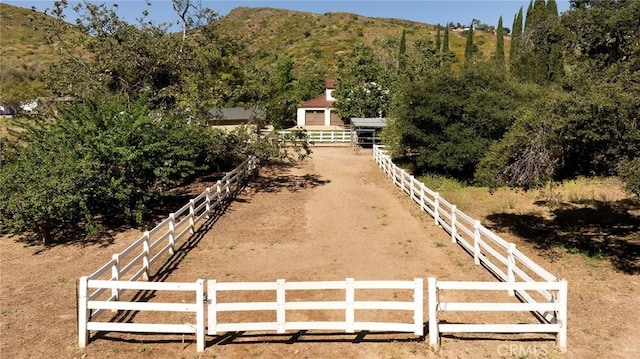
217 6 507 72
0 3 506 104
0 3 74 78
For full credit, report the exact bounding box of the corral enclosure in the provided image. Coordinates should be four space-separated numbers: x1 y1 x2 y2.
1 146 638 359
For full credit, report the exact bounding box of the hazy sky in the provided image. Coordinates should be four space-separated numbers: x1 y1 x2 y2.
3 0 571 29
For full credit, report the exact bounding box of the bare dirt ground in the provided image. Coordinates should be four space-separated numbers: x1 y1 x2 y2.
1 146 638 359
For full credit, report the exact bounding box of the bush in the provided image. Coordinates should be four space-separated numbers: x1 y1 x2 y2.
0 94 227 244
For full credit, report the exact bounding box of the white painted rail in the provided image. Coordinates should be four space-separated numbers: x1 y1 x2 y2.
207 278 424 337
428 278 568 351
79 278 205 351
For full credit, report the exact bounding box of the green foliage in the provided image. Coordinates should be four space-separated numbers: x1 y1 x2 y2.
476 84 640 190
511 0 564 83
463 25 474 67
334 44 390 118
494 16 505 67
510 7 524 63
442 26 450 53
0 94 234 244
42 1 248 122
386 62 531 179
618 159 640 197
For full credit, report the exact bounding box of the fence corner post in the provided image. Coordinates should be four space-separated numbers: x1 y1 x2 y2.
78 276 89 348
473 221 481 265
196 279 205 352
507 243 516 296
142 231 150 281
557 279 568 352
427 277 439 349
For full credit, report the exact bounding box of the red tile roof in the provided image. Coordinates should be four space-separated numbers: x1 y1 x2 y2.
326 79 337 89
299 94 335 108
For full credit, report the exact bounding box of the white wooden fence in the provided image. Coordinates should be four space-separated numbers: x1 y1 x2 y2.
77 146 568 353
208 278 423 336
373 145 567 351
78 156 259 350
428 279 567 350
276 129 352 143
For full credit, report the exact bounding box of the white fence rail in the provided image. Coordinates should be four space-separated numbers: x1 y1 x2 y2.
79 278 206 351
428 278 568 350
373 145 567 351
276 129 352 143
78 156 259 350
207 278 424 336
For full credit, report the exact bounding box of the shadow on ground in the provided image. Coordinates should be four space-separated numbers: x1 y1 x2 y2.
486 198 640 274
247 160 330 193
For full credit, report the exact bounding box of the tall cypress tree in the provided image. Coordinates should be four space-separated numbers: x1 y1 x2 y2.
510 7 523 73
464 22 474 67
435 24 441 52
494 16 505 67
524 0 533 30
399 29 407 70
443 25 450 53
546 0 564 80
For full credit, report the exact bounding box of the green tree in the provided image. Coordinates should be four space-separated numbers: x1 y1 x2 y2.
435 25 441 53
494 16 505 67
510 7 524 67
334 44 390 118
464 23 475 67
386 62 531 179
43 0 249 122
442 25 450 53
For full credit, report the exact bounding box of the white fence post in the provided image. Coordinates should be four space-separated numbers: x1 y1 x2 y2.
196 279 205 352
78 276 89 348
189 199 195 234
205 187 211 219
111 254 120 302
207 280 217 336
434 193 440 225
409 176 415 199
414 278 424 336
507 243 516 296
277 279 286 334
557 279 568 351
142 231 150 281
216 180 222 203
451 205 457 243
168 213 175 255
226 178 231 197
420 183 426 212
346 278 355 333
473 221 481 265
428 277 439 349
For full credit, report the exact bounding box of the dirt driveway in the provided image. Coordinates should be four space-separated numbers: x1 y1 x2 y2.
1 146 636 358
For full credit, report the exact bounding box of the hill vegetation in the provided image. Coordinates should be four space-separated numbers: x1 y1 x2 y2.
217 6 504 73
